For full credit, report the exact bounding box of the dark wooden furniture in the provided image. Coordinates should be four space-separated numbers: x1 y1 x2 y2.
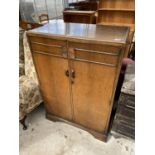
63 0 99 24
39 14 49 24
27 19 129 142
63 10 96 24
112 64 135 139
19 20 42 30
97 0 135 57
68 0 99 11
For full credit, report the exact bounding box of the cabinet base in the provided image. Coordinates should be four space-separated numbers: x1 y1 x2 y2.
46 112 108 142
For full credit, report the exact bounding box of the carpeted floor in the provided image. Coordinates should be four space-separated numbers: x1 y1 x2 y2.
19 104 134 155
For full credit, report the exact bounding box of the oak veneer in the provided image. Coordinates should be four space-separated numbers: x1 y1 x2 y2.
33 53 73 120
97 10 135 27
63 10 96 24
97 0 135 57
99 0 135 10
27 20 129 141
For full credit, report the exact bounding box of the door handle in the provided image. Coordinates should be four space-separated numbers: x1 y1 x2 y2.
71 69 75 78
65 70 69 77
65 69 75 82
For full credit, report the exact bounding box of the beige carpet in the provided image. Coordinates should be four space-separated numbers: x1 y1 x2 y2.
19 105 134 155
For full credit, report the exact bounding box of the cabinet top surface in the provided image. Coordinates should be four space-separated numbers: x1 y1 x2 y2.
28 20 129 44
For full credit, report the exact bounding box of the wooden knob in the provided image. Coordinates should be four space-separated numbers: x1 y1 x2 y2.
65 70 69 77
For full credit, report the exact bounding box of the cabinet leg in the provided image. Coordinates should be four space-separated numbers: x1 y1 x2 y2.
20 115 27 130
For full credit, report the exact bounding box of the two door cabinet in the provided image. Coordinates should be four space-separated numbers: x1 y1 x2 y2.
27 20 129 141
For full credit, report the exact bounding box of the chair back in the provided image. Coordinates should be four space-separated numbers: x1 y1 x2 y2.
39 14 49 24
23 32 38 84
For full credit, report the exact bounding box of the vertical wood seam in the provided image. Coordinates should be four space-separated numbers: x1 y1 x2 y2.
67 41 75 121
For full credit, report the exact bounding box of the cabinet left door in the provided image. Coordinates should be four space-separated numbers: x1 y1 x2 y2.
29 36 73 121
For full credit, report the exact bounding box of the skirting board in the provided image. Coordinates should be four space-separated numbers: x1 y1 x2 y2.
46 112 108 142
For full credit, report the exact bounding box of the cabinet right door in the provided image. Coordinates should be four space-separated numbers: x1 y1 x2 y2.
68 42 121 133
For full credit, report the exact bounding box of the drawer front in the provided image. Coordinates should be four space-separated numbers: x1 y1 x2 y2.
29 36 67 58
64 14 92 24
68 42 122 67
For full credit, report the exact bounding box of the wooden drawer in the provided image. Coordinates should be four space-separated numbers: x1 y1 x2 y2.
68 42 122 67
29 36 67 58
29 36 66 46
63 14 94 24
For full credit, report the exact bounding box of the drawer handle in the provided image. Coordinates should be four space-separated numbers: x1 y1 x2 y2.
65 70 69 77
65 69 75 78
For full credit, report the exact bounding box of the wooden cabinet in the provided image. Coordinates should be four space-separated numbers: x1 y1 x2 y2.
97 0 135 29
97 0 135 57
27 20 129 141
63 10 96 24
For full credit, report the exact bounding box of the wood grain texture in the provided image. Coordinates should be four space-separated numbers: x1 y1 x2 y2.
124 44 131 58
27 20 129 45
71 60 116 133
27 21 129 142
97 0 135 58
97 0 135 33
63 11 96 24
63 10 96 15
31 43 64 56
68 42 121 66
32 53 73 121
127 31 134 44
68 1 99 11
67 41 123 134
99 0 135 10
97 10 135 25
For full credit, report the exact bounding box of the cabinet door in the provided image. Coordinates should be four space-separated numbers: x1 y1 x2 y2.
33 53 73 121
68 42 120 133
